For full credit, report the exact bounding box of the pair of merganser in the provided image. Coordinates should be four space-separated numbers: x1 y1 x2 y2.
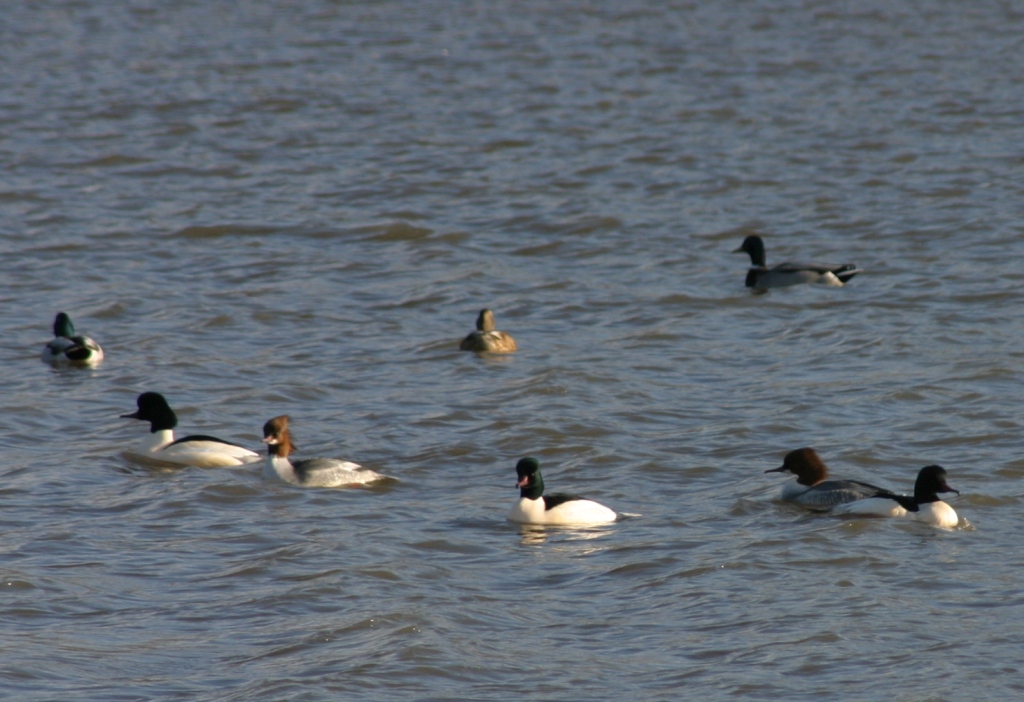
460 309 517 354
42 312 104 366
507 457 617 526
122 393 387 487
766 447 961 528
734 235 862 291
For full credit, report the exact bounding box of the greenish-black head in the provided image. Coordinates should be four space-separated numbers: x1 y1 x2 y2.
515 456 544 499
53 312 75 338
733 235 767 267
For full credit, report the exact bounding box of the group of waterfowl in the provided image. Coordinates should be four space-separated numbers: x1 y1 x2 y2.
40 234 962 528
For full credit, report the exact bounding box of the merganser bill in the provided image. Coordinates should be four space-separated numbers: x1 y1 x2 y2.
507 457 617 526
832 465 960 528
734 235 862 290
42 312 104 366
460 308 518 353
122 392 258 467
765 447 887 510
261 415 387 488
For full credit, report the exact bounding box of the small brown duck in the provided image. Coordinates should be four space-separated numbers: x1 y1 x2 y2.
459 308 518 353
261 415 387 488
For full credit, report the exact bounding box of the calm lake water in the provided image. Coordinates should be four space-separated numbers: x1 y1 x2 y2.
3 1 1024 700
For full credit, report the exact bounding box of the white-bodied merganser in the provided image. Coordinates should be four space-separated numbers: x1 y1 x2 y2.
460 308 517 353
734 235 862 290
765 447 886 510
42 312 104 366
832 465 960 528
261 415 387 488
507 457 616 526
122 392 258 467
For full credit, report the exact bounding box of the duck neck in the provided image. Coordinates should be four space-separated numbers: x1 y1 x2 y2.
146 411 177 433
264 453 298 483
520 473 544 500
54 315 75 338
267 436 294 459
140 429 174 452
747 239 766 267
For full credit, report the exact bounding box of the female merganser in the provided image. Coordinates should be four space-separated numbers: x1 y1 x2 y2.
507 457 616 526
261 415 387 488
121 392 259 467
734 235 862 290
460 308 518 353
832 465 960 528
42 312 104 366
765 447 887 510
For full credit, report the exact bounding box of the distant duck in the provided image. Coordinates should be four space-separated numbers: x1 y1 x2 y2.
42 312 104 366
832 465 960 528
460 308 518 353
765 447 888 510
122 392 259 467
261 415 387 488
733 235 862 290
507 457 617 526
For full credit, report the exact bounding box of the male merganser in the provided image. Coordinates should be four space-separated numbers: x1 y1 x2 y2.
460 308 518 353
832 465 960 528
765 447 887 510
261 415 387 488
121 392 259 467
42 312 104 366
734 235 862 290
507 457 617 525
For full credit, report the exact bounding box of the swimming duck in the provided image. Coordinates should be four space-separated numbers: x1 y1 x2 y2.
765 447 887 510
507 457 617 525
460 309 518 353
734 235 862 290
42 312 104 366
261 415 387 488
831 465 960 528
122 392 259 467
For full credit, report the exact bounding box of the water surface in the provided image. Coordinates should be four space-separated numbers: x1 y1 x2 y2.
3 1 1024 700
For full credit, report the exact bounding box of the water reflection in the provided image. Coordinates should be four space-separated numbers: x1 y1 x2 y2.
516 523 618 547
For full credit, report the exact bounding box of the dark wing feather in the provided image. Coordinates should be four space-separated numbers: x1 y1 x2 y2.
772 261 848 274
170 434 247 449
543 493 587 511
798 479 893 509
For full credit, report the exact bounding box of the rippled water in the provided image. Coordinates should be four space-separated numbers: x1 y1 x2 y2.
4 1 1024 699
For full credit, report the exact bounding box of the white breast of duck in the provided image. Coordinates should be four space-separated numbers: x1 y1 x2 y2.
460 308 518 353
42 312 104 366
767 447 885 510
507 457 616 526
122 392 258 468
832 465 960 528
262 415 385 488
